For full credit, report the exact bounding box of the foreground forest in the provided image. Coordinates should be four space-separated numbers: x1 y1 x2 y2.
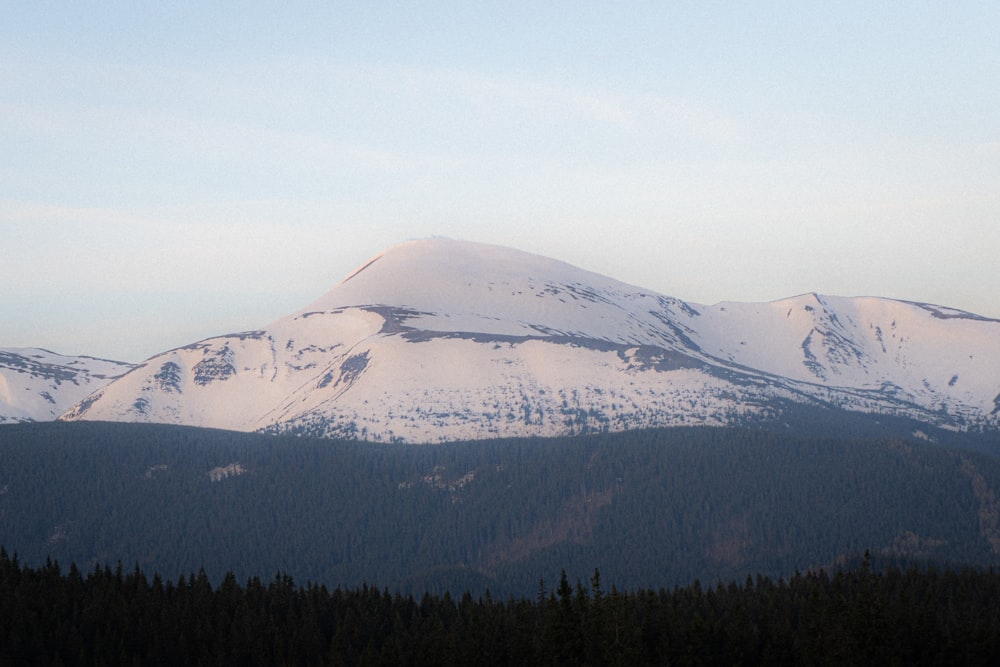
3 549 1000 665
2 420 1000 597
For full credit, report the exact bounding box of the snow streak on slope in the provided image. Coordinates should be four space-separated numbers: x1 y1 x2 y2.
0 348 134 423
60 239 1000 441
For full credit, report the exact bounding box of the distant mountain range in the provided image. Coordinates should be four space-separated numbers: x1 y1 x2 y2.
5 239 1000 441
0 348 133 424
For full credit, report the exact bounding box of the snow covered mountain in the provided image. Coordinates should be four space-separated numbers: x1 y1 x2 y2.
61 239 1000 442
1 348 134 423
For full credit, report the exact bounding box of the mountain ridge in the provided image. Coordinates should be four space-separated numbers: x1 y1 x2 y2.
38 238 1000 441
0 348 135 424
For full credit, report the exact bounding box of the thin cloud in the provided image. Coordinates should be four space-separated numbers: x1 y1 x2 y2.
326 62 744 145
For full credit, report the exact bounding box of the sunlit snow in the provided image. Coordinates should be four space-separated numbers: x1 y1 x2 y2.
56 239 1000 441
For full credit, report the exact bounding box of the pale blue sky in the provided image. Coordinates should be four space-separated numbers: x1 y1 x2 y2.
3 2 999 361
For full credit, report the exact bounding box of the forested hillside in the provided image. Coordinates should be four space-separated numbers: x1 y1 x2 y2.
2 421 1000 597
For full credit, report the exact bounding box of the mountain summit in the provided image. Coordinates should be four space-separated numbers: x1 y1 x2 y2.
62 238 1000 442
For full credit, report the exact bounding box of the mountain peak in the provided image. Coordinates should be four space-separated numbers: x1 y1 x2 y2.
314 237 609 310
298 238 660 347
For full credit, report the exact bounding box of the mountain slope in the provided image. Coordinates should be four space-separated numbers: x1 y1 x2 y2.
61 239 1000 442
0 348 134 423
5 422 1000 596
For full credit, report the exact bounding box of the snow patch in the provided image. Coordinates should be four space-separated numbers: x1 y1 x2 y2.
208 463 247 482
145 464 169 479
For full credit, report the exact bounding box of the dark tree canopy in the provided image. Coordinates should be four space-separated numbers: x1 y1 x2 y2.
3 551 1000 665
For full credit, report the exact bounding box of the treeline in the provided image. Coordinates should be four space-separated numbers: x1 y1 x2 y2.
2 422 1000 597
3 549 1000 665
